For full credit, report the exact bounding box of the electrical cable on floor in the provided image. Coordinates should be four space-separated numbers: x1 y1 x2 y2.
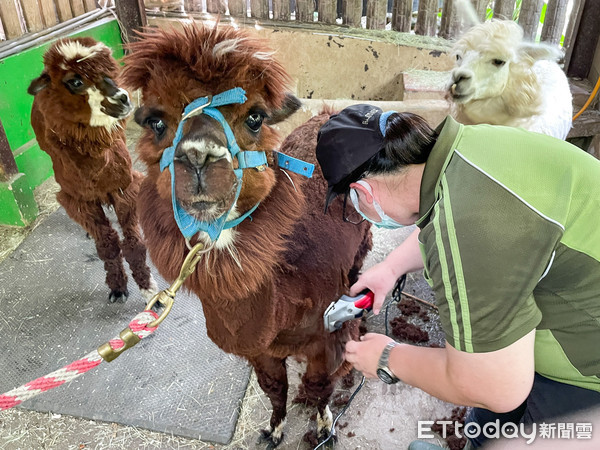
313 274 408 450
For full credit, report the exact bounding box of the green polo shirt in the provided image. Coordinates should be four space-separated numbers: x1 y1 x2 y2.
416 116 600 392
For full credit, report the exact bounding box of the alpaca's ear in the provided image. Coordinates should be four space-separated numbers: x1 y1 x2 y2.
518 42 563 63
28 72 50 95
265 93 302 125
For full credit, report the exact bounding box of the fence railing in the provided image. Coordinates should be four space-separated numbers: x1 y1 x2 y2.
145 0 573 45
0 0 102 41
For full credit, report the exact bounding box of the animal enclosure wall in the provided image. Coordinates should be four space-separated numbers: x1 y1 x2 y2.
145 0 574 44
0 0 99 40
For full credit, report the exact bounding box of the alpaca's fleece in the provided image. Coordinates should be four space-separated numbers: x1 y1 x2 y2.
449 20 572 140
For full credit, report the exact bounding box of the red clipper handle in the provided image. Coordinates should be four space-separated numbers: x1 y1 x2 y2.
353 290 375 310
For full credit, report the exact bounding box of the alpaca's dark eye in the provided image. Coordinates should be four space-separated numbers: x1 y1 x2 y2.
245 113 264 133
148 118 166 137
64 76 84 92
455 54 462 61
492 59 506 67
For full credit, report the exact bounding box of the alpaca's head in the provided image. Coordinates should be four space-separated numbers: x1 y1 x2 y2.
28 37 132 129
448 20 562 121
121 24 300 241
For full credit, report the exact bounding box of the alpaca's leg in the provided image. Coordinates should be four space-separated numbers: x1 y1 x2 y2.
57 191 128 302
112 173 157 301
250 355 288 448
301 353 338 447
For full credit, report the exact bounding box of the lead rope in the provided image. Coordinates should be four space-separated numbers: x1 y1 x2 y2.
314 274 407 449
0 241 207 411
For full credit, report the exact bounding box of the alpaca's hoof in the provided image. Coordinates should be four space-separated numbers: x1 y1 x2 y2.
108 289 129 303
258 427 284 449
317 428 336 449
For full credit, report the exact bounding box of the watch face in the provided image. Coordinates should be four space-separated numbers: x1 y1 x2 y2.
377 368 396 384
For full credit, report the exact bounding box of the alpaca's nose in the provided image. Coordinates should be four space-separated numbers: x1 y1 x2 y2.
453 72 471 84
117 92 129 104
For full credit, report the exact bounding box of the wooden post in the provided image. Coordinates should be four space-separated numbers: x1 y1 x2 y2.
20 0 44 32
493 0 515 20
0 0 26 38
471 0 486 22
296 0 314 22
228 0 247 16
39 0 59 26
415 0 437 36
565 0 600 78
439 0 461 39
250 0 269 18
55 0 74 21
563 0 584 68
366 0 386 29
342 0 361 27
540 0 568 45
0 119 18 182
519 0 543 41
318 0 336 23
391 0 411 32
272 0 290 20
114 0 146 43
207 0 227 13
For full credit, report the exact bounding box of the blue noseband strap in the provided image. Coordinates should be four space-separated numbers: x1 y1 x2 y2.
159 87 314 242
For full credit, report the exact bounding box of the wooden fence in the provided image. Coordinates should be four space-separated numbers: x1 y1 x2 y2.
0 0 102 41
145 0 573 45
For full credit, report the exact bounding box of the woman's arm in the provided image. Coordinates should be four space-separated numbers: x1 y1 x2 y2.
350 227 425 314
345 329 536 412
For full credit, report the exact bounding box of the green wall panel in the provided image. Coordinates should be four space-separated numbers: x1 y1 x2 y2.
0 19 126 153
14 143 53 190
0 173 38 226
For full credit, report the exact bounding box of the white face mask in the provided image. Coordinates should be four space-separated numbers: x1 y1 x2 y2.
349 180 405 229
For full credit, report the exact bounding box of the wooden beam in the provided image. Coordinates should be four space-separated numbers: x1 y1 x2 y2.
566 0 600 79
563 0 585 70
439 0 460 39
0 119 19 182
0 0 26 39
114 0 146 43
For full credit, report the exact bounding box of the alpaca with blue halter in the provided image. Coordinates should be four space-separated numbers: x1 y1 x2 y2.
159 87 314 242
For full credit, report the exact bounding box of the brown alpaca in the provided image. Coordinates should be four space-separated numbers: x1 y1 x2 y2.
28 37 157 303
121 24 372 447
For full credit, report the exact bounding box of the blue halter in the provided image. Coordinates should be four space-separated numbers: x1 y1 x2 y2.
159 87 314 242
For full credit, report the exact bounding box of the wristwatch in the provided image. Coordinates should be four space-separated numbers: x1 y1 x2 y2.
376 341 400 384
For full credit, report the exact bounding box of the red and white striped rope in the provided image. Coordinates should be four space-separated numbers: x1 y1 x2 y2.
0 310 159 411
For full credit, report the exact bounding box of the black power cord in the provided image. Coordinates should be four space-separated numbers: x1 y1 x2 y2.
313 274 407 450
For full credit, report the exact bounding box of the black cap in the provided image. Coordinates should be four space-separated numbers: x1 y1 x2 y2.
316 104 385 211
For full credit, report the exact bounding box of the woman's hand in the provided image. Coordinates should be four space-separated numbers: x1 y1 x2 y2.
344 333 394 378
349 260 399 314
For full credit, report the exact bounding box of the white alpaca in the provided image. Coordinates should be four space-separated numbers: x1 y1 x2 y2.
448 20 573 140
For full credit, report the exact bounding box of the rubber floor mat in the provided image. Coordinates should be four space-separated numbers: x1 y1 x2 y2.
0 208 251 444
